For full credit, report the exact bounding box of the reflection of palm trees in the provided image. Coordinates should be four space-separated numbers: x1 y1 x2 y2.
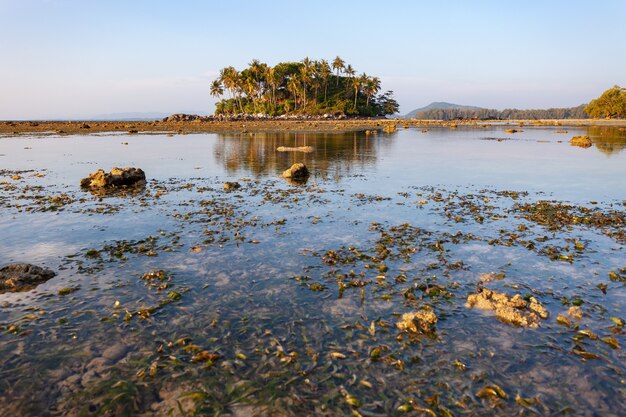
587 126 626 156
213 132 394 180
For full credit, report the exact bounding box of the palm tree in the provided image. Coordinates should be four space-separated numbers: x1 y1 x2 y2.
353 73 367 111
210 79 224 100
363 76 380 108
244 76 258 113
332 56 345 86
287 76 300 110
344 64 355 78
220 66 243 113
265 66 279 108
249 59 263 78
300 57 313 108
319 59 331 103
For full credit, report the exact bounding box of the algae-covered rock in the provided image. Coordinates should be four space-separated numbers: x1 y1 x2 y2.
465 289 548 328
281 163 309 180
396 308 438 333
80 167 146 191
0 263 56 293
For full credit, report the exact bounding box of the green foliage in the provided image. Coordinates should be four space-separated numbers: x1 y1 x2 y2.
211 57 397 117
585 85 626 119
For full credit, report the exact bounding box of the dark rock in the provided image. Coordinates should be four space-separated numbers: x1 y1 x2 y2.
0 263 56 293
80 167 146 191
281 163 309 180
223 181 241 191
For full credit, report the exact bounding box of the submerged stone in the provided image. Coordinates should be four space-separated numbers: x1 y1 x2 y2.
465 289 548 328
0 263 56 293
396 308 438 333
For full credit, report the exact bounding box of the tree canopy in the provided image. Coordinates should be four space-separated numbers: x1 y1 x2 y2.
584 85 626 119
210 56 398 117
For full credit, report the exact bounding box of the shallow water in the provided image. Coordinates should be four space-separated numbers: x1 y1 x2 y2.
1 125 625 416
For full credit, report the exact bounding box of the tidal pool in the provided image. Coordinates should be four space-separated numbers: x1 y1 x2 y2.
0 125 625 416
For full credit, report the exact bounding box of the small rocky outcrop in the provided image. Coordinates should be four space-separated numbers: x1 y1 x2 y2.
0 263 56 293
570 135 592 148
281 163 309 180
223 181 241 191
466 288 548 328
80 167 146 191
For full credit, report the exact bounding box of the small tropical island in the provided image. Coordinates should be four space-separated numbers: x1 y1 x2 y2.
210 56 399 117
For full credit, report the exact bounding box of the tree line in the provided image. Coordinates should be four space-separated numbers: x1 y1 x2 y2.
210 56 399 117
409 105 588 121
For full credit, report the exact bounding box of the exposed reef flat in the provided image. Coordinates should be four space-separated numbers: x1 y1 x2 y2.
2 118 626 136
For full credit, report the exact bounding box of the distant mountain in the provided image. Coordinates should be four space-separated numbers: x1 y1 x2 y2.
87 111 207 121
403 102 483 119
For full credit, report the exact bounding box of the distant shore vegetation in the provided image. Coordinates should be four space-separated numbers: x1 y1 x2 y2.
407 85 626 121
407 105 589 121
585 85 626 119
210 56 399 117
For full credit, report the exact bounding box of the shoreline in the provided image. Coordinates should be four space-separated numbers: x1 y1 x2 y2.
1 118 626 136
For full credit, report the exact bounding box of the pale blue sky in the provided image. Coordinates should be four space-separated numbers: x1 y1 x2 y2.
1 0 625 119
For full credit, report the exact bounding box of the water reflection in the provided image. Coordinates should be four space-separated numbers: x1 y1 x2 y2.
213 131 393 180
587 126 626 156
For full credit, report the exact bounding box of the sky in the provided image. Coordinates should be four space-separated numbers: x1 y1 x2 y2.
1 0 625 119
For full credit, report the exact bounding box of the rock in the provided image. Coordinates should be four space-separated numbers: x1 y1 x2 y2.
396 308 437 334
101 343 129 363
163 113 198 122
281 163 309 180
223 181 241 191
505 129 520 134
570 135 592 148
0 263 56 293
465 289 548 328
80 167 146 190
276 146 314 153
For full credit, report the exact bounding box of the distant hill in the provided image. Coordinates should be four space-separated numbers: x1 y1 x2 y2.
404 102 483 119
